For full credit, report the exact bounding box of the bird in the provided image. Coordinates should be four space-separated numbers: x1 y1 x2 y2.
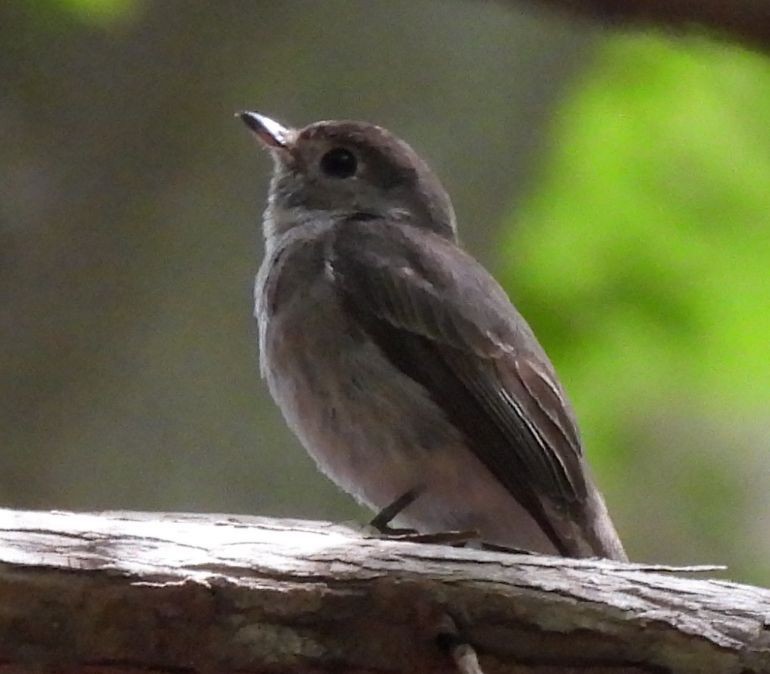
238 111 627 561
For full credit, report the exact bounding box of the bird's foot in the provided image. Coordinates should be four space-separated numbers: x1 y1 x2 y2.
478 541 535 555
365 486 479 545
375 528 480 546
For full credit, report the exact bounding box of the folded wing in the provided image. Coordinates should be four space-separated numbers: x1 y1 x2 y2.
329 218 596 556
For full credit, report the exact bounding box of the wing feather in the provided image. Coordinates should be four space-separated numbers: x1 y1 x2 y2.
330 218 590 551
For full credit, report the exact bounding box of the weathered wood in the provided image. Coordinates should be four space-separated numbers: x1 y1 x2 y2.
0 509 768 673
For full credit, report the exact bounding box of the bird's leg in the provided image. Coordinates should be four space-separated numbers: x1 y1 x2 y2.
369 486 424 535
368 486 479 546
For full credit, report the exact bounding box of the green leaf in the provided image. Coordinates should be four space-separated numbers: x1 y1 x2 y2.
502 35 770 580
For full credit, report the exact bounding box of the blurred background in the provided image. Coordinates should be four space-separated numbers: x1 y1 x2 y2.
2 1 769 584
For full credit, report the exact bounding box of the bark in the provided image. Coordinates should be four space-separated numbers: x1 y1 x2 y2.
508 0 770 53
0 509 769 673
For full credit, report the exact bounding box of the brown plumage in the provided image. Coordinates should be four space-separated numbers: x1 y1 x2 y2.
241 112 627 561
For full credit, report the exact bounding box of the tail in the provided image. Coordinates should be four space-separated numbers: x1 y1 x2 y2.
582 483 628 561
546 468 628 561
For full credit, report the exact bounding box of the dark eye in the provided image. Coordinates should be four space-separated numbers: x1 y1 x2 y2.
320 147 357 178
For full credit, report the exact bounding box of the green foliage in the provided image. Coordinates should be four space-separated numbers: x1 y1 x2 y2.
503 36 770 578
33 0 140 26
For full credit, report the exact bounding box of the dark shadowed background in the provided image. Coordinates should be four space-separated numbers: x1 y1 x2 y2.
2 0 769 584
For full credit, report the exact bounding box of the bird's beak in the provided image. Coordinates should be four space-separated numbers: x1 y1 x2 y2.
237 111 291 150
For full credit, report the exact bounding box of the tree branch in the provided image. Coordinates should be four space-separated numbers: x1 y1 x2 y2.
0 509 768 673
508 0 770 53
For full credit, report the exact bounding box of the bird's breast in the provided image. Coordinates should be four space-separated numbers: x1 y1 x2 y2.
256 236 460 507
253 232 564 555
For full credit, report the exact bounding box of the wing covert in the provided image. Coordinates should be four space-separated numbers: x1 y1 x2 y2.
329 218 589 529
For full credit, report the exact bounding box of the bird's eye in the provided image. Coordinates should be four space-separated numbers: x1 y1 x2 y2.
320 147 357 179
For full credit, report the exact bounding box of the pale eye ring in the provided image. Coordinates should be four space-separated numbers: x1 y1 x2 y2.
320 147 357 178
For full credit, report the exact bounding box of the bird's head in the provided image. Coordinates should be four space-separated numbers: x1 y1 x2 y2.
238 111 457 241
